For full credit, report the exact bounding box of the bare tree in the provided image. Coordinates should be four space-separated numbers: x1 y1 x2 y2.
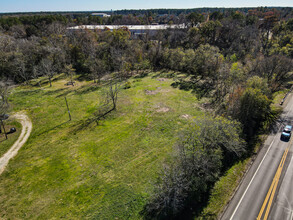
10 25 27 38
81 82 120 127
46 22 66 36
107 82 119 110
247 55 293 92
65 64 76 86
32 66 42 87
15 57 30 84
39 58 55 87
0 82 11 133
95 82 119 116
88 58 107 83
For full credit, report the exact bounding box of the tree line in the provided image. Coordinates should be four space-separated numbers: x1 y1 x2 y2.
0 8 293 219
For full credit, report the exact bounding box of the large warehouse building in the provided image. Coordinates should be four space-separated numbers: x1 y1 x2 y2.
68 24 186 37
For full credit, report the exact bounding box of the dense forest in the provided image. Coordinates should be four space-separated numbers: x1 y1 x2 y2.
1 7 293 219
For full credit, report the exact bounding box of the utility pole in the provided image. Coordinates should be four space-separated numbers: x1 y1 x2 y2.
65 97 71 121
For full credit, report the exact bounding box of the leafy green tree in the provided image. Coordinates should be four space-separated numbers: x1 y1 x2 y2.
143 116 245 219
193 44 223 82
86 58 107 83
108 28 131 49
246 76 271 98
246 15 258 25
199 21 222 44
210 11 224 21
182 49 196 74
70 45 86 73
121 61 132 78
238 88 271 140
231 11 245 21
186 27 200 49
286 18 293 31
187 12 204 27
168 48 185 71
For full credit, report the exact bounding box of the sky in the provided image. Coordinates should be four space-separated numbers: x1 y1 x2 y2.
0 0 292 13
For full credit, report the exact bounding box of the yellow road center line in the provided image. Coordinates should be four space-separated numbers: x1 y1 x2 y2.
257 174 277 219
264 166 282 219
257 148 289 220
263 148 289 220
282 147 289 168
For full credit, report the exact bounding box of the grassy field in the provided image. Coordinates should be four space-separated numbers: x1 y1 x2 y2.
0 119 22 158
0 73 203 219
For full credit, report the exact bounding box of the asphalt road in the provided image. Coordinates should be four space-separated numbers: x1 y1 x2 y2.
221 93 293 220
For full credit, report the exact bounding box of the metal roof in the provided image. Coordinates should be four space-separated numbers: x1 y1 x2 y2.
68 24 186 30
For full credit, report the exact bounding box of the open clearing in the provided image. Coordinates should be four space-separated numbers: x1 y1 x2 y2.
0 73 202 219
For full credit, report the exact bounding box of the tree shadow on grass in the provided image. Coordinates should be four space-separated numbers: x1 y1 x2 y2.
73 107 114 133
171 79 213 100
75 74 92 82
54 79 116 98
55 90 74 98
43 88 67 96
17 88 43 97
35 121 69 137
74 84 101 95
151 70 178 79
134 72 149 79
171 81 194 91
30 74 66 87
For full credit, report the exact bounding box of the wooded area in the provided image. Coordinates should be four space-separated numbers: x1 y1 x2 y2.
0 7 293 219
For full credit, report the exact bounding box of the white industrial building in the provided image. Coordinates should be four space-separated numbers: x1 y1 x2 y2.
91 13 111 17
68 24 186 37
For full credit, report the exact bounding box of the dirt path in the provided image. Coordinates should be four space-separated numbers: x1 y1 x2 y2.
0 113 32 175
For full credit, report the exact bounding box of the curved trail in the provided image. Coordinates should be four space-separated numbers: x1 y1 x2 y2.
0 113 32 175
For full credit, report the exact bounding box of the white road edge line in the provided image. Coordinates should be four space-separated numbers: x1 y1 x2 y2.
229 97 293 220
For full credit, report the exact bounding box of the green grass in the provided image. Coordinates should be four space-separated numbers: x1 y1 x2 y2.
0 119 22 157
0 73 203 219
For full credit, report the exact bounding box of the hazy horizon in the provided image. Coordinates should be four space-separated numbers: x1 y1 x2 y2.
0 0 292 13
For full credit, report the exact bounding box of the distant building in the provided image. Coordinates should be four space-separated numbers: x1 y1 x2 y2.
67 24 186 37
91 13 110 18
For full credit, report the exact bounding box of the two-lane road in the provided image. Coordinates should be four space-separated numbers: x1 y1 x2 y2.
222 93 293 220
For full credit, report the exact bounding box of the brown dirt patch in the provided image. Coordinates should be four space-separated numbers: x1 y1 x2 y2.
145 89 158 95
156 107 170 113
181 114 191 119
157 78 168 81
